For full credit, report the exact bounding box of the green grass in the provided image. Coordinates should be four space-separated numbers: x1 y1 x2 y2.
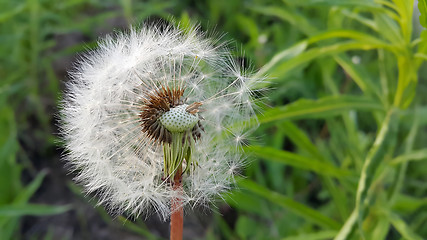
1 0 426 239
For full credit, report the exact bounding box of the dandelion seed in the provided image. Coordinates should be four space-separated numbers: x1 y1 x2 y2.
59 22 263 235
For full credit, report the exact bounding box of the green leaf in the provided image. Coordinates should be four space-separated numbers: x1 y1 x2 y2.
282 230 337 240
0 204 71 217
255 41 308 79
280 121 351 221
369 216 390 240
415 30 427 67
14 170 47 204
339 9 378 31
333 209 357 240
247 145 352 178
254 30 389 81
333 54 381 99
224 190 270 218
250 6 317 36
267 41 390 78
374 13 404 45
0 218 19 240
389 149 427 165
387 211 424 240
259 95 383 124
392 195 427 213
238 179 341 230
419 0 427 28
235 216 259 240
117 216 160 240
279 121 323 160
283 0 381 8
0 3 26 23
335 110 399 239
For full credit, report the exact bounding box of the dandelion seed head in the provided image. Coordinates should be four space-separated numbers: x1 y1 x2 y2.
59 22 263 220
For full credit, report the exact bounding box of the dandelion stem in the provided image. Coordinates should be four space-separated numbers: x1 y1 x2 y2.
170 166 183 240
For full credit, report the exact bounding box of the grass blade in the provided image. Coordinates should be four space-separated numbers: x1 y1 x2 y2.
387 211 424 240
0 204 71 217
279 121 323 160
267 41 391 78
334 54 382 100
336 109 398 239
389 149 427 165
250 6 316 36
334 209 357 240
259 95 383 124
247 145 352 178
282 230 337 240
239 179 341 229
419 0 427 28
14 170 47 204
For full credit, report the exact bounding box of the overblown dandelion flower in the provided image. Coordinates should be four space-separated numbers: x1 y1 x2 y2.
60 23 262 220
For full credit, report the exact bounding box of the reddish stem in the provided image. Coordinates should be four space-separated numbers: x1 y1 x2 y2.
170 169 183 240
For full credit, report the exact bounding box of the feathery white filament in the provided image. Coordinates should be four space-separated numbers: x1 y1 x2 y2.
59 23 263 220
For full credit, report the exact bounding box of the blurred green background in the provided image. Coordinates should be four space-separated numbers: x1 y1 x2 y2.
1 0 427 239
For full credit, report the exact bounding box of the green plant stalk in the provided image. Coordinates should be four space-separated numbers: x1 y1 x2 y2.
388 115 418 206
280 121 350 221
393 56 417 109
335 109 398 240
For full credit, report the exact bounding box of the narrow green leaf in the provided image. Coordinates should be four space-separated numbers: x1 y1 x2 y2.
248 145 352 178
282 230 337 240
388 114 418 207
14 170 47 204
355 109 399 234
390 149 427 165
255 41 308 79
253 30 389 81
335 109 399 240
415 30 427 68
0 3 26 23
388 211 424 240
117 216 160 240
334 209 357 240
0 204 71 217
268 41 390 78
419 0 427 28
280 121 350 221
250 6 317 36
236 216 259 240
0 218 19 240
239 179 341 229
259 95 383 124
334 54 381 99
370 216 390 240
283 0 381 8
306 30 388 46
215 213 239 240
279 121 323 160
374 13 404 45
339 9 377 31
392 195 427 213
394 56 417 109
224 190 270 218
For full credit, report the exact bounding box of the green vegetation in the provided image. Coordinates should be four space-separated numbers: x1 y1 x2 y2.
1 0 426 239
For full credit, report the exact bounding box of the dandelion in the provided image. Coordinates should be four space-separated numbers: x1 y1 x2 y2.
59 22 262 239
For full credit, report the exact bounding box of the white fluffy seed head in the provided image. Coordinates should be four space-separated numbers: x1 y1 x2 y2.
159 104 198 132
59 22 264 220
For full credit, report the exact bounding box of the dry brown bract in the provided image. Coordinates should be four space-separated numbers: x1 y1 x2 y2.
139 86 204 144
